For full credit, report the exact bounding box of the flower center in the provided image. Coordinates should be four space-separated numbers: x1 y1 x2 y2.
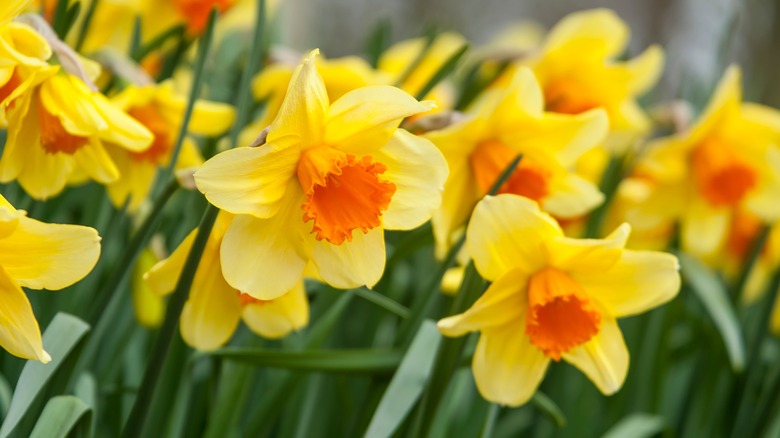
544 78 600 114
470 139 552 201
525 267 601 360
38 95 89 155
127 104 172 164
174 0 235 34
297 146 396 245
691 138 758 207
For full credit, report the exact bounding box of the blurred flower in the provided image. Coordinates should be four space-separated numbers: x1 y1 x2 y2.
0 194 101 362
242 51 384 146
630 66 780 262
424 67 607 257
0 73 154 199
195 50 448 299
144 212 309 349
1 0 30 26
105 81 234 211
378 32 465 112
0 19 53 124
526 8 664 152
438 194 680 406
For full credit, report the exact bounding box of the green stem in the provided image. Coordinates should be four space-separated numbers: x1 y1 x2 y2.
74 0 101 52
161 9 218 180
227 0 267 148
354 288 410 319
414 44 469 101
584 154 625 238
87 179 180 326
120 204 220 438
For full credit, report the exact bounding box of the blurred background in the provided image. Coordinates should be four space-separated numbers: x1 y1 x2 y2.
278 0 780 107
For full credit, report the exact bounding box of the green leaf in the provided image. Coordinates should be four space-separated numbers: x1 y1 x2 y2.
29 396 92 438
365 320 442 438
414 43 469 101
601 413 666 438
0 313 90 438
355 288 411 319
0 373 11 418
205 348 402 374
531 392 566 428
678 252 746 371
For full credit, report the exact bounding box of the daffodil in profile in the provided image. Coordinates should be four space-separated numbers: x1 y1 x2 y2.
438 194 680 406
424 67 607 256
0 194 101 362
0 72 154 199
630 66 780 261
105 81 235 211
195 49 448 299
144 212 309 349
526 8 663 151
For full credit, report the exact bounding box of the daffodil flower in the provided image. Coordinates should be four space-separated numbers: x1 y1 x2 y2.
105 81 235 211
0 73 154 199
438 194 680 406
0 0 30 26
195 50 448 299
631 66 780 261
527 8 664 151
0 194 101 362
424 67 607 257
144 212 309 349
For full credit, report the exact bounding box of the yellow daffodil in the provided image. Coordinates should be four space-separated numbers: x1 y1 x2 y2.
242 53 384 147
144 212 309 349
105 81 235 211
0 72 154 199
424 67 608 256
0 20 53 124
195 50 448 299
526 8 663 151
631 66 780 261
438 194 680 406
0 194 101 362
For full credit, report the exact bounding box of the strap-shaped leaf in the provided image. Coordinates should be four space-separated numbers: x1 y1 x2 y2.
29 396 92 438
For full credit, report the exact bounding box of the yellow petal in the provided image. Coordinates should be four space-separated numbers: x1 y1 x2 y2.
0 195 20 239
105 147 157 212
267 49 328 146
472 322 549 407
221 192 311 300
625 45 664 95
543 173 605 218
681 199 729 260
72 140 120 184
0 216 100 290
310 226 385 290
94 92 154 152
431 155 479 258
187 99 236 137
438 268 526 337
574 249 680 317
376 129 448 230
467 195 562 282
545 223 630 273
0 266 49 362
745 146 780 221
562 317 628 395
542 9 629 59
0 0 31 26
39 75 106 137
180 246 241 351
324 85 435 153
688 65 742 144
490 67 544 126
145 229 197 296
242 280 310 339
0 23 51 66
194 143 300 218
